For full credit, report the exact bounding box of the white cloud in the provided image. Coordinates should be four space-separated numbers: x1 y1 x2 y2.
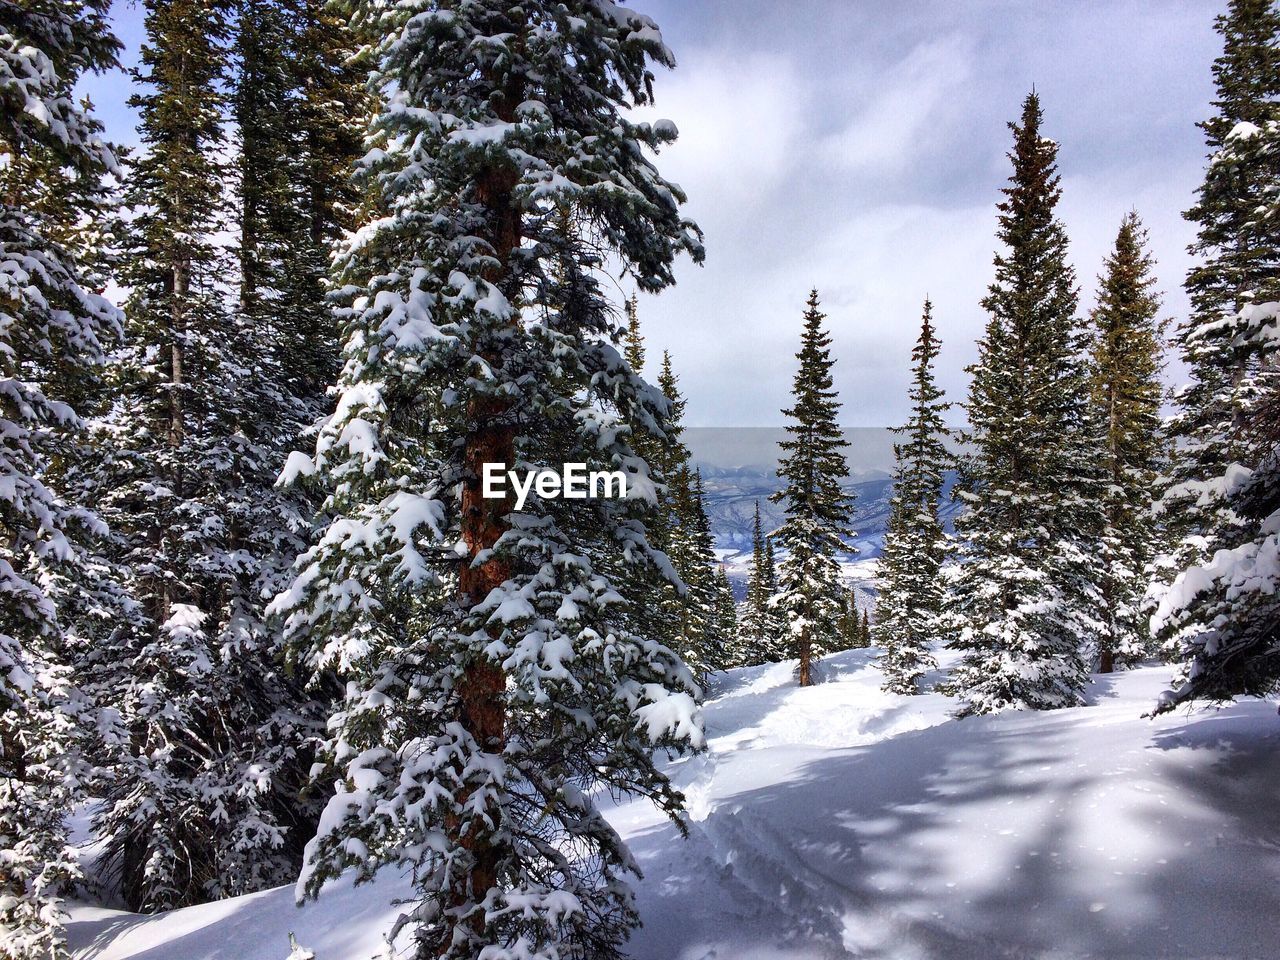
637 48 806 212
818 36 976 177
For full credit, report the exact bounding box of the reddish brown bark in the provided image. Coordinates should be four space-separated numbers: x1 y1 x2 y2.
449 76 523 944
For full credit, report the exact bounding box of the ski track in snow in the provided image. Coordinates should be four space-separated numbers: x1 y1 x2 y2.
65 649 1280 960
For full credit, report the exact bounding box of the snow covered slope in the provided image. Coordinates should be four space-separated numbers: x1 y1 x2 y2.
66 651 1280 960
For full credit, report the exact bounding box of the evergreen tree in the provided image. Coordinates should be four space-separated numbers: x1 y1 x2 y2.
713 564 739 665
623 293 645 374
614 313 734 683
761 535 788 659
948 92 1103 714
254 0 366 397
653 351 690 500
0 3 122 955
610 305 704 680
692 470 735 671
88 0 321 911
740 501 772 662
861 607 872 647
874 300 951 694
269 3 706 957
1155 0 1280 709
835 591 864 650
644 357 731 682
1089 213 1166 672
660 465 730 679
771 290 855 687
739 504 788 665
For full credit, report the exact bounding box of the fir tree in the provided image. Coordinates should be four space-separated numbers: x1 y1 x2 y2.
1155 0 1280 709
836 591 864 650
660 465 731 679
740 501 773 663
713 564 739 665
644 357 731 682
269 3 706 957
653 351 690 501
771 290 855 687
692 470 735 671
948 93 1103 714
88 0 321 911
0 3 122 955
273 0 366 396
1089 213 1166 672
613 313 734 684
609 304 701 680
874 300 951 694
623 293 645 374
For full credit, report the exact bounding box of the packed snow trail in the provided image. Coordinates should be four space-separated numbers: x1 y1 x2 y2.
66 650 1280 960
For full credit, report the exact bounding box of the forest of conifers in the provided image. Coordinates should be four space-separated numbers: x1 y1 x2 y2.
2 2 1278 959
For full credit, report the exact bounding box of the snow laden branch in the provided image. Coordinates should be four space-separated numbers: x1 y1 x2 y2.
271 2 705 958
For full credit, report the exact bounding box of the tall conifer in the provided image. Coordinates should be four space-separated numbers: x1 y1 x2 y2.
643 355 733 681
87 0 319 910
1089 213 1166 672
1155 0 1280 708
740 501 775 662
0 3 122 955
269 3 706 956
771 290 855 687
623 294 645 374
949 93 1103 714
875 300 950 694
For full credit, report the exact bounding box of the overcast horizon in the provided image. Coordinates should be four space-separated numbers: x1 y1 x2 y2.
89 0 1223 428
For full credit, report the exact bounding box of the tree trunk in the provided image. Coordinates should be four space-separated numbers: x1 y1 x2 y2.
797 622 812 687
159 258 188 624
455 401 513 933
451 80 522 940
1099 377 1120 676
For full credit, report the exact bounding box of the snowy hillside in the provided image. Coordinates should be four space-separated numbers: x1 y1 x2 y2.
66 650 1280 960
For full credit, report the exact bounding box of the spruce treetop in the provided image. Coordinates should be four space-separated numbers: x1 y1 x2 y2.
984 92 1077 338
775 289 854 540
896 298 951 510
1091 212 1166 470
624 293 645 373
1204 0 1280 140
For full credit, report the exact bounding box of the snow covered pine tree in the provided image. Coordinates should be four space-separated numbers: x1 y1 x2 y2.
739 501 774 664
615 317 729 686
949 92 1104 714
89 0 334 911
1155 0 1280 710
270 3 706 958
0 2 122 956
1088 213 1166 672
874 299 951 695
771 290 855 688
650 355 728 682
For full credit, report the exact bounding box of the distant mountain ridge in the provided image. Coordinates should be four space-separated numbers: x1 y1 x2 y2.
684 427 961 561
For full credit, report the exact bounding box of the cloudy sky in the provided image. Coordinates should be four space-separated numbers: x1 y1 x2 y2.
92 0 1223 427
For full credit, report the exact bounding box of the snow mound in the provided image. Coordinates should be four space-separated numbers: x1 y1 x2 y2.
66 650 1280 960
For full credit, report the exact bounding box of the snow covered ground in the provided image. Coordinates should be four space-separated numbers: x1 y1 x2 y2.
66 650 1280 960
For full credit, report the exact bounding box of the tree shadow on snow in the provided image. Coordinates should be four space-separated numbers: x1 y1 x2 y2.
624 706 1280 960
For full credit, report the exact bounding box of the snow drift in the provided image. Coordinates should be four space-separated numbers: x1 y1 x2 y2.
66 649 1280 960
